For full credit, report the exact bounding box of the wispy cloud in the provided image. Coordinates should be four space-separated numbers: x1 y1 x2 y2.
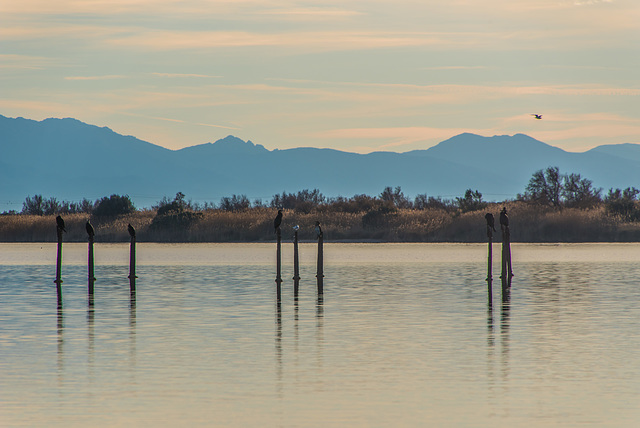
152 73 222 78
122 112 241 130
65 75 127 80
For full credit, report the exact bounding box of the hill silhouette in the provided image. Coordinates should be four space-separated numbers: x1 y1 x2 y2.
1 114 638 211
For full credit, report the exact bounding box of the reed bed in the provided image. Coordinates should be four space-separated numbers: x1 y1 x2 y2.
1 203 639 243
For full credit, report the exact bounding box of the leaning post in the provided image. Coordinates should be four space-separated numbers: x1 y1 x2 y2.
316 234 324 295
275 227 282 301
486 222 493 305
293 227 300 298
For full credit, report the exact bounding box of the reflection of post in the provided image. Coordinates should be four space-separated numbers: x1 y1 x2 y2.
88 234 95 306
128 226 137 296
293 229 300 298
275 227 282 301
55 225 63 308
57 307 64 377
316 235 324 295
500 296 510 382
275 301 283 394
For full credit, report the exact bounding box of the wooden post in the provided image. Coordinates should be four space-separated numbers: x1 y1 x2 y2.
87 234 95 306
275 227 282 301
128 234 137 295
293 229 300 298
486 224 493 306
316 234 324 295
55 226 63 308
501 225 513 294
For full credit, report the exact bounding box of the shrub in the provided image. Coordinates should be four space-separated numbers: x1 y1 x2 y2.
93 194 136 217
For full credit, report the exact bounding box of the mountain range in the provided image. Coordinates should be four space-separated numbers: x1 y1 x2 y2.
1 114 639 211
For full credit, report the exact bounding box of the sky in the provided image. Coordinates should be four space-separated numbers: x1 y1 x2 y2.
2 0 639 154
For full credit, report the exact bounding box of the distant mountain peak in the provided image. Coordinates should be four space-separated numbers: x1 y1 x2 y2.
209 135 269 153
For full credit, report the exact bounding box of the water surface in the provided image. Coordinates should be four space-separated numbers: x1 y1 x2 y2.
1 243 639 427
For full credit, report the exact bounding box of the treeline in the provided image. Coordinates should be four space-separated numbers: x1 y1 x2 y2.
3 166 640 242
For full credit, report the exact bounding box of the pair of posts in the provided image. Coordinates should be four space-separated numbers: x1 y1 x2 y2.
275 224 323 301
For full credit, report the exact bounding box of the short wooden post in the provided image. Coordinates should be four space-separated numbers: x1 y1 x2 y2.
128 225 137 296
316 234 324 295
293 229 300 298
87 234 95 306
275 227 282 301
55 225 63 308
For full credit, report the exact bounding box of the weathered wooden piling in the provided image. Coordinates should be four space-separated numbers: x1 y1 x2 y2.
499 207 513 293
293 227 300 298
86 221 96 305
54 217 64 307
128 224 137 295
316 234 324 295
486 222 493 306
275 227 282 301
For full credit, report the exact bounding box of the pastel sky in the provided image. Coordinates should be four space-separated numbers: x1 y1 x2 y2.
2 0 639 153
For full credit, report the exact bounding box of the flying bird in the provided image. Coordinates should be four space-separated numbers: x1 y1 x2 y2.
484 213 496 232
56 215 66 232
499 207 509 228
274 209 283 232
532 114 542 120
127 223 136 238
315 221 323 238
86 221 95 238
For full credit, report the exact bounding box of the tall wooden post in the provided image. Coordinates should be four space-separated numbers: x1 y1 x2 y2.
87 234 95 306
501 225 513 295
128 231 137 296
293 229 300 298
486 224 493 306
316 234 324 295
55 226 63 308
275 227 282 301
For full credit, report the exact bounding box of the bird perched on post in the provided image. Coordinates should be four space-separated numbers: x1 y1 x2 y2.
499 207 509 229
485 213 496 232
86 221 95 239
274 209 283 232
315 221 323 238
56 215 66 233
127 223 136 238
532 114 542 120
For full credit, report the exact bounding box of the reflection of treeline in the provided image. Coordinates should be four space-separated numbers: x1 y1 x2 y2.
3 166 640 242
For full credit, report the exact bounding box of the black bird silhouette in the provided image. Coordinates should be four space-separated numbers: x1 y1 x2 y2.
56 215 66 232
484 213 496 232
500 207 509 228
127 223 136 238
315 221 323 238
532 114 542 120
274 209 283 232
85 221 95 238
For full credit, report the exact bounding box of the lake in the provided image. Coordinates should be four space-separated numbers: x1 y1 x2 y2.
1 242 640 427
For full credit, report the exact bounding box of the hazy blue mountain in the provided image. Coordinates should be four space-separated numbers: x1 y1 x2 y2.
1 114 639 211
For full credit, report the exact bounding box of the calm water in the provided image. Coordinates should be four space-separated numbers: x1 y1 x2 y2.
1 243 640 427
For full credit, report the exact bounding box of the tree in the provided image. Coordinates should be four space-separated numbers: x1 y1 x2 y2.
456 189 487 213
604 187 640 221
22 194 44 215
219 194 250 211
93 194 136 217
562 173 602 208
380 186 412 209
524 166 563 207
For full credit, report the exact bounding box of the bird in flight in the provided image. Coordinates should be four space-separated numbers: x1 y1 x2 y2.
274 209 283 232
532 114 542 120
56 215 66 232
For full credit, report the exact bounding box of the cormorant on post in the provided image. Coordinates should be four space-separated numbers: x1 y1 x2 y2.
86 221 95 238
499 207 509 228
485 213 496 232
274 209 283 232
315 221 323 238
56 215 66 233
127 223 136 238
532 114 542 120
